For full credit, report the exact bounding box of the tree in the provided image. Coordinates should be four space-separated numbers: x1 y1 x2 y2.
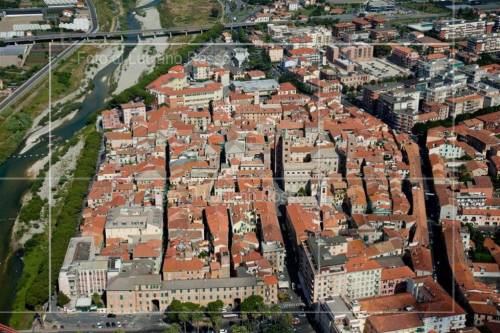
231 325 249 333
241 295 266 321
374 45 392 57
164 323 182 333
211 7 220 18
167 300 204 333
297 187 307 196
57 291 70 307
167 299 190 333
206 300 224 329
264 322 293 333
91 292 103 308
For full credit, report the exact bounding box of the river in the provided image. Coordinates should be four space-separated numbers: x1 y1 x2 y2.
0 3 150 323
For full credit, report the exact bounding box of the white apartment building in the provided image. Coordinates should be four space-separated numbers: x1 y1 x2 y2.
433 19 486 40
345 258 382 300
58 237 108 299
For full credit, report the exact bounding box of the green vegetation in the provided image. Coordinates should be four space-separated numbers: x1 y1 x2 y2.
166 299 205 333
158 0 221 28
206 300 224 329
246 47 272 72
39 101 83 126
240 296 292 333
118 0 137 30
0 0 20 7
399 2 451 15
0 45 97 166
92 292 104 308
110 23 224 106
231 325 249 333
0 65 42 87
456 7 479 20
477 53 498 66
458 164 472 183
374 45 392 58
246 0 273 4
95 0 120 32
466 224 495 263
307 16 339 27
18 195 45 225
163 324 182 333
9 126 102 329
167 296 291 333
412 105 500 137
57 291 70 307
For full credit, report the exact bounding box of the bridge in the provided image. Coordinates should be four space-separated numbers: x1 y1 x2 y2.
1 22 257 45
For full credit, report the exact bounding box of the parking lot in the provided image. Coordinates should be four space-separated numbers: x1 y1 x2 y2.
358 58 410 79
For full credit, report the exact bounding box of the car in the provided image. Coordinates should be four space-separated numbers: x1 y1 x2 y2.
298 312 306 318
106 322 111 328
219 329 228 333
292 317 300 325
279 274 285 280
107 313 117 318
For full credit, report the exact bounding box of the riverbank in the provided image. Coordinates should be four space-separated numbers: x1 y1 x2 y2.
0 45 101 166
12 138 85 250
9 126 102 329
3 19 225 329
113 0 169 94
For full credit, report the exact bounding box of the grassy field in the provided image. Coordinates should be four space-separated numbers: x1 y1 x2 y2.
400 2 451 15
158 0 221 28
0 45 98 165
95 0 121 32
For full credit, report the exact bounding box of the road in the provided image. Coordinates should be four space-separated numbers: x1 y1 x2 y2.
0 0 97 113
0 42 80 112
1 11 444 45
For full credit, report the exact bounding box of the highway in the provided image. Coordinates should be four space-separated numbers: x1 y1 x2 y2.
1 12 443 45
0 6 443 112
0 0 97 112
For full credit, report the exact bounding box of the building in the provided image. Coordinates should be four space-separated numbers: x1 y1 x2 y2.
345 256 382 300
58 237 108 300
268 47 284 62
467 33 500 54
377 88 421 133
107 272 278 313
105 207 163 245
147 67 223 108
333 22 355 37
433 19 486 40
389 46 419 69
366 0 395 13
0 45 29 67
446 93 484 117
316 297 364 333
340 43 373 62
298 234 348 304
232 79 280 96
121 101 146 126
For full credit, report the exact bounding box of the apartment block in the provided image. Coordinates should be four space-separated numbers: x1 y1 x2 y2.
433 19 486 40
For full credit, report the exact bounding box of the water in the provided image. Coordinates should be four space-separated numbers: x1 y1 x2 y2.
0 3 146 324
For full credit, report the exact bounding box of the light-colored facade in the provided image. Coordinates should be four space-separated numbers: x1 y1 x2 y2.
433 19 486 40
298 235 348 304
58 237 108 299
107 275 278 314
